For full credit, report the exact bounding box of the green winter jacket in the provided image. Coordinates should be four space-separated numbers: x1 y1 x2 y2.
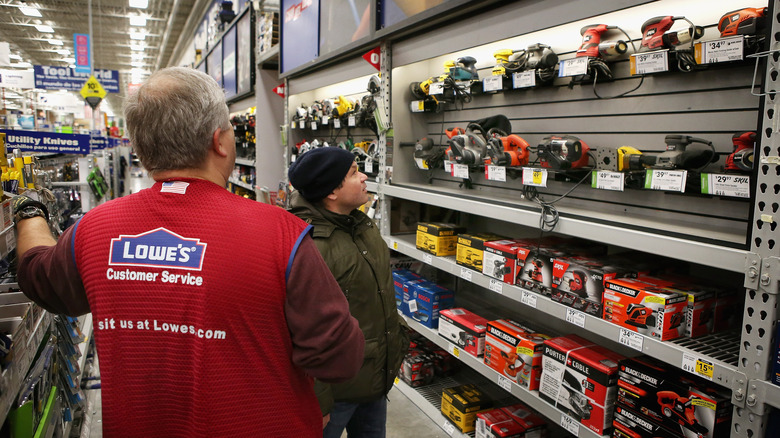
289 192 409 414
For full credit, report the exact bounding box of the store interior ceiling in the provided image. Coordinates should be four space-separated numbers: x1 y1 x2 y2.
0 0 219 115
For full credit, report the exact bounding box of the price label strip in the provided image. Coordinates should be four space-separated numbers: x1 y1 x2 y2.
423 254 433 265
452 163 469 179
513 71 536 88
460 267 473 282
442 420 456 435
333 118 341 129
483 76 503 92
560 413 580 436
696 36 744 64
645 169 687 192
592 170 625 191
429 82 444 95
630 50 669 75
565 309 586 328
522 168 547 187
497 374 513 392
558 57 589 77
682 353 714 381
486 165 506 182
448 344 460 358
489 279 503 294
701 173 750 198
618 328 644 352
521 290 537 308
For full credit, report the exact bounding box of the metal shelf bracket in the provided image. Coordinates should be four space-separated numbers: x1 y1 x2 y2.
745 252 762 290
732 371 749 408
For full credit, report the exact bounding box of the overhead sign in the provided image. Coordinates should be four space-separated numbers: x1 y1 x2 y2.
0 70 35 89
272 84 285 98
0 129 91 154
81 75 107 109
362 47 380 71
34 65 120 93
74 33 91 74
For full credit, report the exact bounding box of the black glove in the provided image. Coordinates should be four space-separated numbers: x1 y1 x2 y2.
12 195 49 223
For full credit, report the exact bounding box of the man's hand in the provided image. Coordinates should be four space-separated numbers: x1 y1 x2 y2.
322 413 330 429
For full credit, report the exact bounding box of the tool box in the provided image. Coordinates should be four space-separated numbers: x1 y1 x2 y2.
602 277 687 341
441 383 495 433
457 233 507 272
438 308 489 357
482 239 533 284
402 281 455 328
484 319 549 390
617 356 732 438
550 256 635 317
539 335 624 435
613 405 683 438
416 222 465 256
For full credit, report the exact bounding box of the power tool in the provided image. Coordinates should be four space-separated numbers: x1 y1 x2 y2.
562 370 594 420
413 137 446 170
718 7 767 37
656 391 709 437
625 303 653 328
577 24 628 59
536 135 591 170
446 56 479 81
565 270 588 298
617 146 655 171
725 131 755 173
493 259 512 278
446 123 489 166
640 16 703 72
653 135 716 170
331 95 353 118
492 44 558 84
486 134 530 167
668 312 684 330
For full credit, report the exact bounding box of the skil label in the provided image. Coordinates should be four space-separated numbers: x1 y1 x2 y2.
109 227 207 270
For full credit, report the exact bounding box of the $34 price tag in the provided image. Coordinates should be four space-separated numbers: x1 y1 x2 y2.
560 414 580 436
682 353 714 381
618 328 644 352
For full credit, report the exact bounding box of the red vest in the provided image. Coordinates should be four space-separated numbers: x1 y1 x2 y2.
73 179 318 437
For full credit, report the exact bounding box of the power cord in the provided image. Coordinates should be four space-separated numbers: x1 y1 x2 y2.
592 26 645 99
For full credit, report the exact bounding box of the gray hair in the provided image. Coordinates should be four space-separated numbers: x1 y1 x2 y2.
123 67 231 175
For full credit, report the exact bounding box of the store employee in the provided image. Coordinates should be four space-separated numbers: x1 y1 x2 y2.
14 67 364 437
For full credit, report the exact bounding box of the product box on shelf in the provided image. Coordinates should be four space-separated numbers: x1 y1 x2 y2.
550 256 635 317
400 350 434 388
613 405 683 438
539 335 624 435
515 245 566 296
500 403 548 437
475 403 547 438
482 239 531 284
483 319 549 390
602 278 687 341
438 308 489 357
457 233 507 272
403 281 455 328
635 275 718 338
617 356 732 438
441 383 495 433
392 270 421 306
416 222 465 256
399 277 427 314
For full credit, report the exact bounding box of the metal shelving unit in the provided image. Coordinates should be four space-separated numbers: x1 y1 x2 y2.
393 377 474 438
234 157 255 167
228 177 255 192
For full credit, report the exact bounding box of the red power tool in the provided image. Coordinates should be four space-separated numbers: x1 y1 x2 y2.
725 131 756 173
577 25 627 59
487 134 530 167
536 135 591 170
718 7 767 37
625 303 652 328
656 391 709 437
641 16 704 51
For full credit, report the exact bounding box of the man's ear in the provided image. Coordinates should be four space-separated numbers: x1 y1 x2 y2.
212 128 228 157
325 190 338 201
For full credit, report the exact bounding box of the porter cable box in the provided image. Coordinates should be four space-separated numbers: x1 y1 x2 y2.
438 308 489 357
416 222 466 256
475 403 547 438
441 383 495 433
482 239 533 284
456 233 506 272
539 335 624 435
617 356 732 438
484 319 549 390
602 277 687 341
613 405 682 438
550 256 635 317
403 281 455 328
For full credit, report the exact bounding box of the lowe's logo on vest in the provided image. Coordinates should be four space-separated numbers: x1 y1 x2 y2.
109 228 206 270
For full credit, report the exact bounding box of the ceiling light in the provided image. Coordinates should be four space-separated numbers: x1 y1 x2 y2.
20 6 42 17
9 54 22 60
129 0 149 8
35 24 54 33
68 64 75 69
129 15 147 26
62 57 76 63
131 44 145 51
131 61 145 67
48 39 63 46
56 49 70 55
16 62 33 68
131 53 145 60
130 33 146 41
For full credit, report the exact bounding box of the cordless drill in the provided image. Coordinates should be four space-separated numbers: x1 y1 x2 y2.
725 131 756 173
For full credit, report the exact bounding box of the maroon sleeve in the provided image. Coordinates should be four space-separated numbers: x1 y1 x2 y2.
285 235 364 383
17 225 90 316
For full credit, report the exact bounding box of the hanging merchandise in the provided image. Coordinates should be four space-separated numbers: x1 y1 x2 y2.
724 131 755 173
535 135 591 170
639 16 704 72
87 166 109 200
492 44 559 86
718 7 767 37
409 56 480 111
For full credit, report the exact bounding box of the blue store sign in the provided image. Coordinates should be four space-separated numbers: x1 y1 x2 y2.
33 65 120 93
1 129 91 154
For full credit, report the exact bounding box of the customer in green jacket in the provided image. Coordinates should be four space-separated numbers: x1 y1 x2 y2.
288 147 409 437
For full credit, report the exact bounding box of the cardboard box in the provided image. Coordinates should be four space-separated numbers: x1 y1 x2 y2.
602 278 687 341
500 403 547 437
484 319 549 390
457 233 506 272
476 409 526 438
483 239 531 284
438 308 489 357
550 256 634 317
515 244 568 296
403 281 454 328
613 405 683 438
441 383 494 433
416 222 465 256
635 275 718 338
400 350 434 388
392 270 421 307
617 356 732 438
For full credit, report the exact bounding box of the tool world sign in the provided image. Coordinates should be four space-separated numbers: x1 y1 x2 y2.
33 65 119 93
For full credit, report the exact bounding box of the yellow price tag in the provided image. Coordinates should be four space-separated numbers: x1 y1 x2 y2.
696 359 714 379
532 170 543 185
393 242 398 249
451 346 460 357
417 101 425 111
394 377 399 385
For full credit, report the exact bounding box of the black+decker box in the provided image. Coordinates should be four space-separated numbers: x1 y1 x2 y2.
602 278 687 341
441 383 494 433
438 308 489 357
457 233 506 272
613 405 683 438
416 222 465 256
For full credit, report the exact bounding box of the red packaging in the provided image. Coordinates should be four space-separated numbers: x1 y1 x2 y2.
476 409 526 438
602 278 687 341
438 308 489 357
484 319 549 390
483 239 530 284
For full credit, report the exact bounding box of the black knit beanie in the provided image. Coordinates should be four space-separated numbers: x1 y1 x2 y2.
288 147 356 202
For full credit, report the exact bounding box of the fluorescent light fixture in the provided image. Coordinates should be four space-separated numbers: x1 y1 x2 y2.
130 33 146 41
56 49 70 55
131 61 145 67
68 64 75 69
129 0 149 8
131 53 145 60
48 39 63 45
62 57 75 63
20 6 42 17
9 54 22 60
129 15 147 26
131 44 145 51
131 68 149 74
35 24 54 33
16 62 33 68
